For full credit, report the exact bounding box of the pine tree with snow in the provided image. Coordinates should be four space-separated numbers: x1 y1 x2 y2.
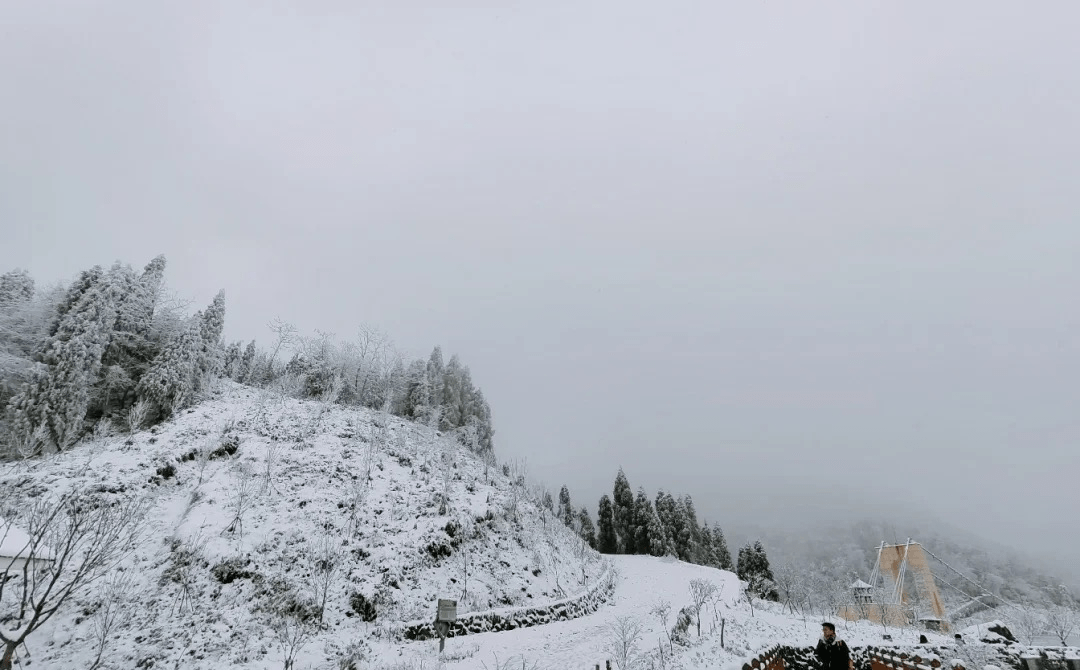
596 494 618 554
612 468 635 553
699 524 719 567
43 268 117 356
558 485 573 527
632 487 662 555
41 266 104 347
402 359 433 421
439 355 465 430
654 490 678 557
7 268 118 451
100 263 140 366
672 496 693 562
468 387 495 454
682 494 703 561
578 506 597 549
238 341 257 382
0 268 50 362
711 523 733 570
222 341 242 379
646 502 667 556
8 324 108 452
135 316 202 418
737 541 779 601
425 346 445 416
0 269 34 307
195 290 226 384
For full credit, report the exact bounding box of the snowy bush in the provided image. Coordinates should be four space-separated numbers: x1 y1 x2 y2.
349 592 378 622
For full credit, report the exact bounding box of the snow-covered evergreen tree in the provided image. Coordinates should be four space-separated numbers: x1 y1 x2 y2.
425 346 445 415
195 290 226 384
654 490 678 557
737 541 779 601
612 468 635 554
0 269 34 307
558 485 573 527
632 487 662 555
578 506 597 549
135 316 202 419
681 494 704 561
439 355 465 430
596 494 618 554
222 341 242 379
238 341 257 382
672 495 693 562
699 524 719 567
402 359 432 421
711 523 733 570
7 269 117 451
0 269 53 361
646 502 667 557
41 266 103 348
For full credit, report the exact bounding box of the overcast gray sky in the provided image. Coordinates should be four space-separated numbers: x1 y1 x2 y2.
3 2 1078 574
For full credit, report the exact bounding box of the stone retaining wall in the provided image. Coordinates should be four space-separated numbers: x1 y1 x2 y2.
390 568 617 641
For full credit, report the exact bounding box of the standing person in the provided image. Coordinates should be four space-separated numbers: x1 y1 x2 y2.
816 622 852 670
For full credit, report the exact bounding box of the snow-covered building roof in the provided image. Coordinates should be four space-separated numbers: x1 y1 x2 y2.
0 517 54 562
851 579 873 589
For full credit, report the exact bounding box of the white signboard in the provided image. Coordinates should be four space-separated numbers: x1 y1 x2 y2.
437 599 457 622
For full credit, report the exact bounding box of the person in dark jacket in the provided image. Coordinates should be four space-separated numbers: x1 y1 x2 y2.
815 622 851 670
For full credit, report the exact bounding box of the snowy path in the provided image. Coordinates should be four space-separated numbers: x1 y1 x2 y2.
398 555 742 670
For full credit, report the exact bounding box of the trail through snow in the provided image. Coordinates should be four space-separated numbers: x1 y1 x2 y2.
398 555 742 669
393 554 962 670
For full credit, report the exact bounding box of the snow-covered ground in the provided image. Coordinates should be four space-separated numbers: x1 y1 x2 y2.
0 382 606 669
0 382 1046 670
385 554 961 670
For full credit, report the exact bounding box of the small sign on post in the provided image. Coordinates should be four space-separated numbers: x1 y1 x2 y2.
434 599 457 652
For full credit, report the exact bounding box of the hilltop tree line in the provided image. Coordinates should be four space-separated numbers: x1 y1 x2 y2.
0 258 495 457
549 468 778 601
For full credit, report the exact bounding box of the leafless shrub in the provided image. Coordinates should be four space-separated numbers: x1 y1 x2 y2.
650 598 673 651
262 440 281 496
87 570 135 670
224 464 256 539
310 533 342 626
439 438 455 515
1007 603 1048 645
161 531 207 616
262 577 319 670
324 638 367 670
1045 603 1078 646
606 615 644 670
689 579 719 637
125 399 151 433
88 419 115 446
194 441 213 486
0 491 146 670
479 652 544 670
4 421 49 460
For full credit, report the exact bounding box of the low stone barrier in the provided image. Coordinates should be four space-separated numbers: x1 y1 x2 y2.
1016 648 1080 670
743 644 787 670
390 568 617 641
869 647 956 670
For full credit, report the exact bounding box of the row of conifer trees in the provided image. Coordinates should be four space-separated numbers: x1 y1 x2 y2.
0 257 494 457
543 468 779 600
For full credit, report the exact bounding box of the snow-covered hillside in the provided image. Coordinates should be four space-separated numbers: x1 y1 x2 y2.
388 554 962 670
0 382 1028 670
0 381 607 669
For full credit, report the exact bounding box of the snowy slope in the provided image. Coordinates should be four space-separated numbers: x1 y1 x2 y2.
0 381 1003 670
0 381 607 670
388 554 960 670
